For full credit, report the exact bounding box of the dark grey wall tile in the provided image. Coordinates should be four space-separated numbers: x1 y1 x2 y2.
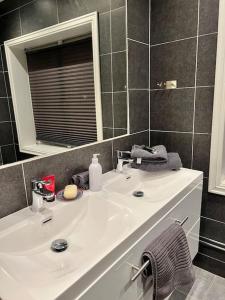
20 0 58 35
99 12 111 54
103 127 113 139
150 88 194 132
197 34 217 87
0 122 14 146
110 0 125 9
0 10 21 43
8 98 15 121
113 92 127 129
199 0 219 35
112 131 149 167
198 242 225 267
1 144 16 164
114 128 127 137
0 73 7 97
150 131 193 168
23 140 113 204
0 99 10 122
101 93 113 128
0 164 27 218
112 51 126 91
15 144 34 161
192 134 211 177
0 0 32 15
195 87 214 134
194 253 225 278
111 6 126 52
0 48 3 71
127 0 149 44
57 0 110 22
100 54 112 92
4 72 11 97
128 40 149 89
151 0 198 45
200 217 225 245
151 38 197 89
0 46 7 71
129 90 149 133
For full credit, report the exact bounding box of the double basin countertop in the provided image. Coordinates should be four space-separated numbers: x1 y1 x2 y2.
0 167 203 300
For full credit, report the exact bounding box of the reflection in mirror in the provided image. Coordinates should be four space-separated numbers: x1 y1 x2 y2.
0 7 128 166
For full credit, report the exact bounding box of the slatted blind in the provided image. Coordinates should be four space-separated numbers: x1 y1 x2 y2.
26 37 97 147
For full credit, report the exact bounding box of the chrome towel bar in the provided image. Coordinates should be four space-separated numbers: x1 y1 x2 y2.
131 216 189 282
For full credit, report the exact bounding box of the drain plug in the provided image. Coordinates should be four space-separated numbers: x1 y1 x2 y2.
133 190 144 197
51 239 68 252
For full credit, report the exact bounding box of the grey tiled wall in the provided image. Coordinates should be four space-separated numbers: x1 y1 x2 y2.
150 0 225 276
0 0 150 217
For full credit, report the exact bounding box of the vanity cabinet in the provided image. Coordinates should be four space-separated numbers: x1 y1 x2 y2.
77 182 202 300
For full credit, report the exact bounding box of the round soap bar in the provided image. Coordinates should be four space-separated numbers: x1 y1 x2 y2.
64 185 78 200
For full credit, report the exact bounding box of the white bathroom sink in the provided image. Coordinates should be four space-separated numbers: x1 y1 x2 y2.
0 193 135 292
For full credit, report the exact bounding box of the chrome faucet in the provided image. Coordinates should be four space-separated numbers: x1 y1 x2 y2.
116 150 133 173
31 179 55 212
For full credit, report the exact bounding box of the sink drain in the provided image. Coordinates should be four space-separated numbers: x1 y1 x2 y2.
133 190 144 197
51 239 68 252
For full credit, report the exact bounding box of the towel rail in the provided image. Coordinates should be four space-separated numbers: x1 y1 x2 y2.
131 217 189 282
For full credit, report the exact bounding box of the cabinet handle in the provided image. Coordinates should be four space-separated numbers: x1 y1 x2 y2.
131 260 151 282
175 216 188 226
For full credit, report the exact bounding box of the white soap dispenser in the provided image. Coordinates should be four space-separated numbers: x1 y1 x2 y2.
89 153 102 192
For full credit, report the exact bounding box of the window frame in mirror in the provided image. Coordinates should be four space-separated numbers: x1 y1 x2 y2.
4 12 103 156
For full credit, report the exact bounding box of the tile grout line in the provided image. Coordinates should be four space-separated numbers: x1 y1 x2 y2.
201 215 225 226
109 0 115 138
55 0 60 24
150 31 218 48
191 0 200 169
150 129 211 135
125 0 130 135
150 85 214 92
100 49 126 56
128 37 149 46
149 0 151 146
21 164 29 206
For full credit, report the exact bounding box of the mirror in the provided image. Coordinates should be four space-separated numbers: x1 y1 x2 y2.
0 2 128 165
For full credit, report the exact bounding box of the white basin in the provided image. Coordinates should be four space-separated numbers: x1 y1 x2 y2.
0 193 135 290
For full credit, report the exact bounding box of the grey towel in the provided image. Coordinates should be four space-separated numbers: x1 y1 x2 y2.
142 223 195 300
132 152 182 171
72 171 89 190
131 145 168 163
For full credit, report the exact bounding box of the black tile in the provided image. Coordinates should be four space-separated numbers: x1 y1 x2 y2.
197 34 218 87
113 92 127 129
0 164 27 218
20 0 58 34
0 73 7 97
0 149 2 165
12 121 18 144
110 0 125 9
1 144 17 164
113 128 127 137
15 144 34 161
112 131 149 167
0 99 10 122
151 0 198 45
127 0 149 44
200 217 225 245
0 122 14 146
100 54 112 92
129 90 149 133
0 47 3 71
150 131 193 168
58 0 110 22
103 127 113 139
1 46 7 71
8 98 15 121
128 40 149 89
0 0 32 15
192 134 211 177
101 93 113 128
201 178 225 223
198 242 225 268
111 6 126 52
199 0 219 35
150 88 194 132
0 10 21 43
151 38 197 89
112 51 126 91
4 72 11 97
23 140 113 204
194 253 225 278
195 87 214 134
99 12 111 54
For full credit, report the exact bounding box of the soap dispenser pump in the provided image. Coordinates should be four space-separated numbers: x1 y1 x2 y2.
89 154 102 192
